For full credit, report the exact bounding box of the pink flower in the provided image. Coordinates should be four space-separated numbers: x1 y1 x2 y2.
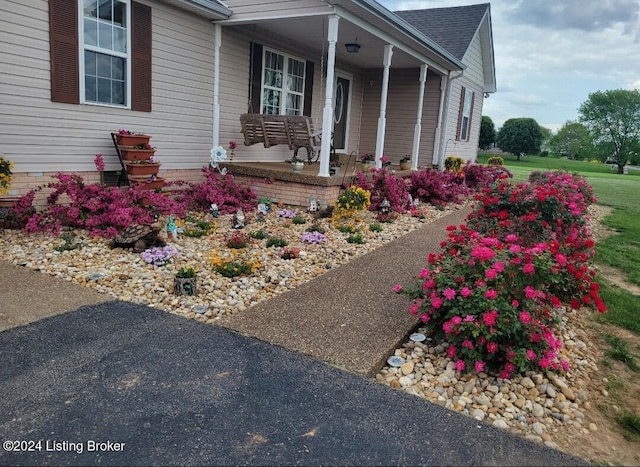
482 310 498 327
409 302 420 315
475 361 486 373
504 362 515 372
500 370 512 380
419 268 430 279
431 296 443 309
487 342 498 353
94 154 105 172
420 314 429 323
443 288 456 300
471 245 496 262
555 253 567 266
524 286 537 299
526 349 536 361
464 315 475 322
392 284 403 293
511 299 519 308
228 140 237 150
462 339 474 349
539 357 551 369
485 268 498 280
522 262 535 275
484 289 498 299
492 261 505 272
451 316 462 325
455 359 466 372
460 287 472 298
505 234 518 243
447 345 457 359
519 311 532 324
508 244 522 254
560 360 569 372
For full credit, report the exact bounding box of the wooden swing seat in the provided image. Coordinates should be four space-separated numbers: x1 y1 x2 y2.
240 113 319 151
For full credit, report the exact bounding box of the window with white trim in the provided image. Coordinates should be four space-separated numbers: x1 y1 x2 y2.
81 0 130 106
261 49 306 115
459 88 474 141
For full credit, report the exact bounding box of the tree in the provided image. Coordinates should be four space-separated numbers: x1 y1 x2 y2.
496 118 543 160
549 121 595 160
479 116 496 150
579 89 640 174
538 126 553 155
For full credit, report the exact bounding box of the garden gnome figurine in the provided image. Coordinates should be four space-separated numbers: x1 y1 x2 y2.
167 215 178 241
233 208 245 229
380 198 391 214
210 203 219 218
256 203 268 222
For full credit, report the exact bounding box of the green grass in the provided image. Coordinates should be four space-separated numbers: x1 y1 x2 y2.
477 153 640 334
602 333 639 372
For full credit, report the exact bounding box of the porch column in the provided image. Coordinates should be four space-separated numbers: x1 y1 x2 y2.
411 64 428 170
319 15 340 178
433 74 448 169
375 44 393 169
211 23 222 149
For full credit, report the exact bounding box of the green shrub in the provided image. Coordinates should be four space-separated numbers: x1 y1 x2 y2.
266 237 288 248
487 156 504 166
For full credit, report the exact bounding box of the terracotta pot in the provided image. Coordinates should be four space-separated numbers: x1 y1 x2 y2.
119 148 156 161
114 133 150 147
128 175 165 190
125 162 161 176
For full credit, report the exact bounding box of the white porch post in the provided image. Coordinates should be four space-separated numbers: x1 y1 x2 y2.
375 44 393 169
433 74 448 169
319 15 339 178
411 64 428 170
211 23 222 149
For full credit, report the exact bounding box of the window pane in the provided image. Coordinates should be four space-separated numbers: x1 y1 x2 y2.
85 75 97 102
97 77 111 102
84 18 98 46
262 89 280 114
112 79 124 105
461 117 469 140
113 26 126 53
98 22 113 50
98 0 112 21
113 1 126 27
112 56 124 80
84 50 97 75
84 0 98 18
286 94 301 115
97 53 111 78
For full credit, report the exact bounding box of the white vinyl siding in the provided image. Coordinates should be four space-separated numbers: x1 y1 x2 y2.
0 0 216 173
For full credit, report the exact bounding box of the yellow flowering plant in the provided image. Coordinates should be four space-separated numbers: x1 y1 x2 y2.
0 154 14 196
208 249 261 278
332 186 371 224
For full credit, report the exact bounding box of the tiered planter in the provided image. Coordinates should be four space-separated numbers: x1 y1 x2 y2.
114 132 151 147
124 162 161 176
120 148 156 161
128 175 165 191
112 131 164 196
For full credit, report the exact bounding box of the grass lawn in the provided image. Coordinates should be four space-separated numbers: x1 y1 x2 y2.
477 153 640 334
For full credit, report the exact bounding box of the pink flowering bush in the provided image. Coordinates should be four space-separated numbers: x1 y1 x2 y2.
350 170 409 212
397 226 575 377
461 163 511 191
176 166 257 214
408 169 471 206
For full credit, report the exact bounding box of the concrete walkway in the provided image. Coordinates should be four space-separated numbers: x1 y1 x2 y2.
0 210 587 466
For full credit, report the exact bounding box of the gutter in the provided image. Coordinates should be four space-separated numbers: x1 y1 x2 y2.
350 0 465 70
176 0 232 19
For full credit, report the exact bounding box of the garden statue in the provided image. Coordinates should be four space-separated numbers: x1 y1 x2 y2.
380 198 391 215
166 215 178 241
233 208 245 229
256 203 268 222
307 195 318 213
210 203 219 218
110 222 166 253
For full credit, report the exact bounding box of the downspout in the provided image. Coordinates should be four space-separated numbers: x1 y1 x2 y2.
437 70 463 171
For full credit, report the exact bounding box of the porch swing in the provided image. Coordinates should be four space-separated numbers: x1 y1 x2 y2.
239 28 334 164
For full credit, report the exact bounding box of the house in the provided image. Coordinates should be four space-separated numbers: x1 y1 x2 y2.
0 0 495 205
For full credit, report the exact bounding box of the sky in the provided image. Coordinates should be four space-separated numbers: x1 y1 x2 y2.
379 0 640 132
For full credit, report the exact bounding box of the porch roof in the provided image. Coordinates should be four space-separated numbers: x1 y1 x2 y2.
162 0 232 19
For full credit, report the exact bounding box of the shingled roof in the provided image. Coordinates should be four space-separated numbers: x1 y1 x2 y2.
394 3 490 61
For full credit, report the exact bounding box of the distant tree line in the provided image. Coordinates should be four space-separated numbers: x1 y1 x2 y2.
479 89 640 174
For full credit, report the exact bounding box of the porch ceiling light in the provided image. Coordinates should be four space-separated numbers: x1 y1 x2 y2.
345 39 361 54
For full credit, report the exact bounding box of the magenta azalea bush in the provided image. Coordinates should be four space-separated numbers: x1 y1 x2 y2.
408 169 471 206
396 171 605 377
350 170 410 213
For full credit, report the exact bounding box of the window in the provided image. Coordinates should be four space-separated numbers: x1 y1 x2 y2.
261 49 306 115
457 87 474 141
81 0 129 106
49 0 151 111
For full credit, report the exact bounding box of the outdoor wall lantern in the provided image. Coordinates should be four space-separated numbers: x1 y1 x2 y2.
345 38 361 54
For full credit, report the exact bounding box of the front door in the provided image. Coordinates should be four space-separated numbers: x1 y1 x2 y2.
333 73 351 152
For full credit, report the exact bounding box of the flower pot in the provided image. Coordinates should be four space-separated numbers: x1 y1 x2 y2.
125 162 161 176
330 167 340 176
128 175 165 190
173 277 197 296
115 133 150 147
120 148 156 161
291 161 304 173
400 162 412 171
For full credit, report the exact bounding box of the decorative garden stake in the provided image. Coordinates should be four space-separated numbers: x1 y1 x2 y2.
233 208 245 229
307 195 318 213
167 215 178 241
210 203 219 218
380 198 391 214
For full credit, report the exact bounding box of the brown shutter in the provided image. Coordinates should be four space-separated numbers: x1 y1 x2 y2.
249 42 263 113
131 1 152 112
466 92 475 140
455 86 465 141
303 60 314 117
49 0 79 104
